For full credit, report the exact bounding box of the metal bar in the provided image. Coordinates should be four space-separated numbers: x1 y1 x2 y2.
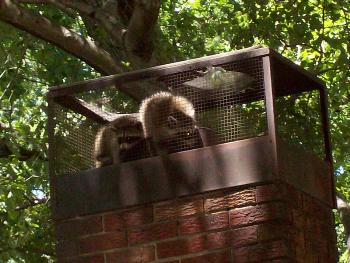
47 47 270 100
270 49 325 88
263 56 279 177
53 96 129 124
47 98 57 217
319 86 336 207
319 87 333 162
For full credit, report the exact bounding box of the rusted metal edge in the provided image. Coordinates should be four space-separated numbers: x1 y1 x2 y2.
47 47 270 100
47 98 57 219
277 138 334 208
269 49 325 89
53 134 334 220
263 56 279 177
319 86 336 207
53 135 275 219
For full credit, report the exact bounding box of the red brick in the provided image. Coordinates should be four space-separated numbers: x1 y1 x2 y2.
318 254 331 263
329 225 337 244
181 250 231 263
305 218 323 241
292 209 305 229
303 194 319 215
228 225 258 248
328 241 338 262
258 222 289 241
294 232 305 262
283 184 302 208
78 255 104 263
232 240 289 263
230 203 289 227
256 184 280 203
79 231 126 253
179 211 228 235
205 231 229 250
104 213 125 232
56 239 79 258
106 245 155 263
60 255 105 263
261 260 291 263
305 233 327 255
154 200 178 221
204 189 255 212
204 193 226 212
178 199 203 217
103 207 153 232
157 235 207 258
317 243 331 263
58 258 79 263
56 255 75 263
56 215 103 239
157 225 257 259
123 207 153 226
128 221 177 245
205 226 257 250
154 199 203 221
324 208 335 226
303 252 318 263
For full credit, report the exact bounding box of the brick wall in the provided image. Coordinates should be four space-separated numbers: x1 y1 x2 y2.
55 182 337 263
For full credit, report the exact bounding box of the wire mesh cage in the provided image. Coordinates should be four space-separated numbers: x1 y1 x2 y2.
47 46 331 177
275 90 325 158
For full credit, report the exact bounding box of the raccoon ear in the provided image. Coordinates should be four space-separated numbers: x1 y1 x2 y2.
167 115 178 129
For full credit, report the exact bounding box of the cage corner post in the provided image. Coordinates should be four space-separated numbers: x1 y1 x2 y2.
262 55 279 178
319 84 336 208
47 95 58 218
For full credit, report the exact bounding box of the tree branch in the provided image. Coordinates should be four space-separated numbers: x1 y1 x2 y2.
15 0 76 17
16 0 52 3
0 139 48 161
15 197 49 211
57 0 94 16
60 0 126 49
123 0 161 68
337 193 350 255
92 1 126 47
0 245 54 257
16 0 95 16
0 0 122 74
0 140 12 158
316 66 341 75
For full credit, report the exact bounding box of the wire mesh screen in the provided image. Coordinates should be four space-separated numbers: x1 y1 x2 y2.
49 103 97 175
48 56 268 176
275 90 325 158
169 57 267 144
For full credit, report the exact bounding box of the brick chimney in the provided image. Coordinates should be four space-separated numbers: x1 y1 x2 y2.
53 138 337 263
48 47 337 262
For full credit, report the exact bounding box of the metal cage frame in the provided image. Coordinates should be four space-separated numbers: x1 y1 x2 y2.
47 46 335 219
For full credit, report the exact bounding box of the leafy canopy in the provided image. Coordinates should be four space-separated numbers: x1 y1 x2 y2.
0 0 349 261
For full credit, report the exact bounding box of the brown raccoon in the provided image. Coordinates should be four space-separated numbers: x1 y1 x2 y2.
139 91 202 154
93 115 144 167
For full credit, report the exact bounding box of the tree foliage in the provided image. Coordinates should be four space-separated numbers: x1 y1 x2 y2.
0 0 349 261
